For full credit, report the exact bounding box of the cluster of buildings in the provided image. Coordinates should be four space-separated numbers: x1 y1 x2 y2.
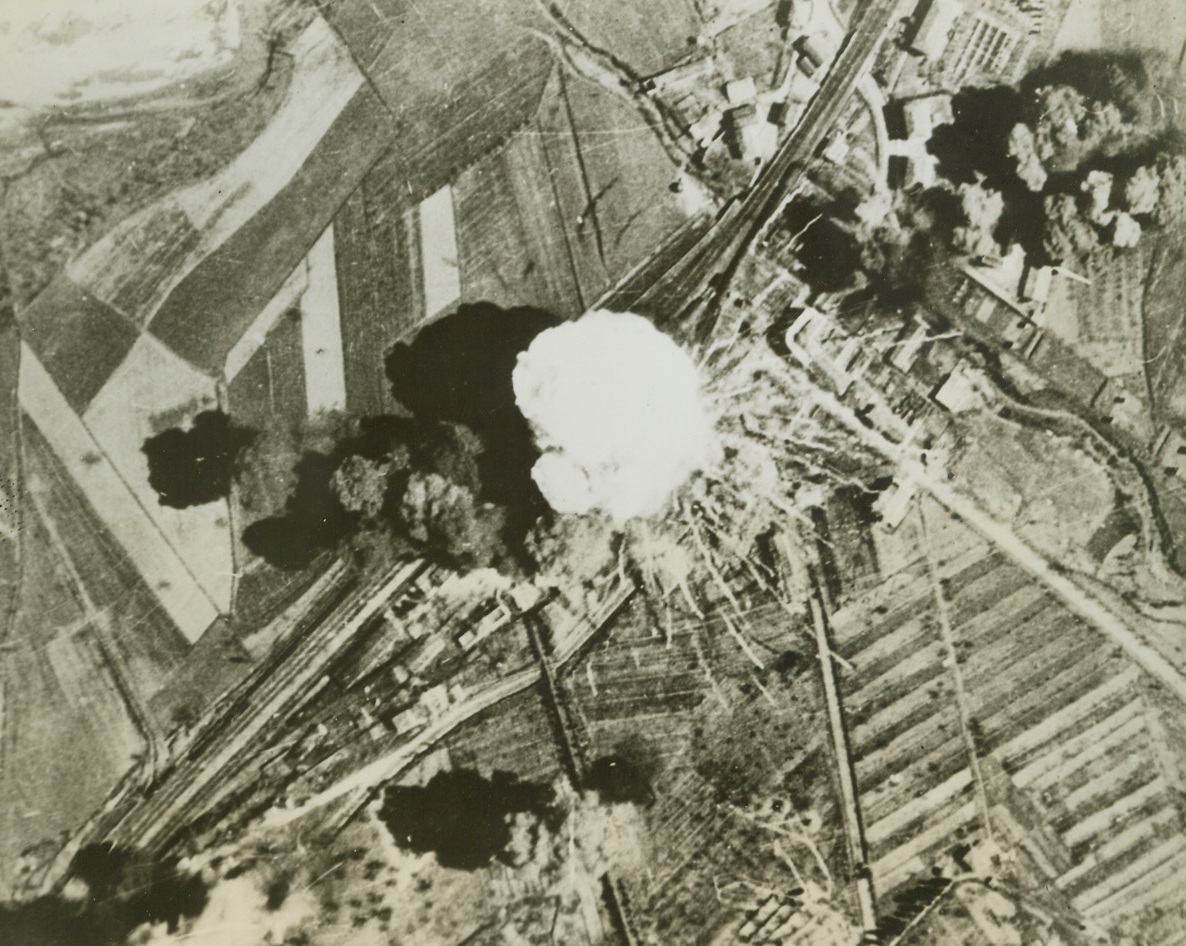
900 0 1058 88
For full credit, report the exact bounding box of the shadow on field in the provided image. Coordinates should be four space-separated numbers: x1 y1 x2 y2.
143 410 256 509
0 843 207 946
377 768 555 870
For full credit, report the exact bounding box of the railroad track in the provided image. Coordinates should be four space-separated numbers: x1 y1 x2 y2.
635 0 901 330
106 558 431 853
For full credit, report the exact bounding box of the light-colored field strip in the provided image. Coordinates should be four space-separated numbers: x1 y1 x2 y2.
225 261 308 381
996 666 1140 763
300 226 347 415
866 767 972 847
45 628 143 767
1063 777 1166 849
1061 751 1151 813
19 344 219 642
83 335 232 610
174 17 362 235
68 16 363 327
1088 856 1186 921
1012 701 1144 791
1056 805 1179 891
873 800 979 892
419 185 461 317
1075 839 1186 914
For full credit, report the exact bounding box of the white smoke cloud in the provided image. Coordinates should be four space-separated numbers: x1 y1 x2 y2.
129 875 314 946
513 310 717 523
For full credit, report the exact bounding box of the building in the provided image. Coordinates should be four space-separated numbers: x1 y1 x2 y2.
903 0 1036 87
885 93 952 188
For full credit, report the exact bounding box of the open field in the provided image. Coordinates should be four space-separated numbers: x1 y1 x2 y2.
834 503 1186 937
63 15 363 333
555 0 703 76
0 507 140 884
300 228 348 416
19 346 220 641
332 174 418 415
323 0 554 204
20 420 190 698
1053 0 1186 56
0 0 293 312
453 141 582 318
18 277 140 416
1142 231 1186 420
534 71 690 310
228 309 309 434
0 311 19 637
149 84 391 373
82 335 232 612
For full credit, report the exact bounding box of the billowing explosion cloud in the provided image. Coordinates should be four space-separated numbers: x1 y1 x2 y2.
512 310 717 522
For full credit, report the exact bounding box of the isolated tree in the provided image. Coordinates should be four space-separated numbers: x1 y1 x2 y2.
142 410 256 508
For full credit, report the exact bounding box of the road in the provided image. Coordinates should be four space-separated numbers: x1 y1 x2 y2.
633 0 902 328
796 356 1186 708
808 590 879 937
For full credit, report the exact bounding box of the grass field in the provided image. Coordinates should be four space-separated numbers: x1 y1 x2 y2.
324 0 554 204
1141 231 1186 420
228 308 309 434
0 0 292 313
67 202 201 330
1054 0 1186 56
333 173 419 415
150 84 391 373
534 70 689 308
19 276 139 415
82 335 233 612
0 503 139 884
20 345 221 641
21 420 190 696
714 4 788 87
0 314 19 641
454 138 582 318
555 0 703 76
